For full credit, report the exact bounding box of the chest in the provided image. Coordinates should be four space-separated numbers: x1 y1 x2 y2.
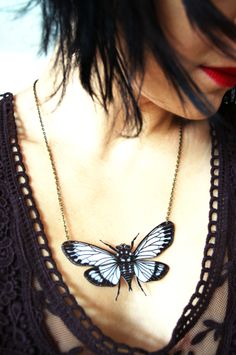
18 138 213 351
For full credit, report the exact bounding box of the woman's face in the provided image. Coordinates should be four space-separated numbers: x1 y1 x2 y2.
139 0 236 120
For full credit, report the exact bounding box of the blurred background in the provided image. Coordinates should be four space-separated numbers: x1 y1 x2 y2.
0 0 50 93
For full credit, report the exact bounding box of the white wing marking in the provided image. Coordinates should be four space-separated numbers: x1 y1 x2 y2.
62 241 117 266
85 267 119 287
89 270 104 282
99 263 121 285
134 260 168 282
134 260 155 282
134 222 174 260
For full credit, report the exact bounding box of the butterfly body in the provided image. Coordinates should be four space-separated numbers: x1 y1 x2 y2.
115 244 135 290
62 221 174 300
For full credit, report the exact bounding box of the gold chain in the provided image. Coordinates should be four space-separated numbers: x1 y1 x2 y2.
33 80 183 241
33 81 70 240
166 121 183 222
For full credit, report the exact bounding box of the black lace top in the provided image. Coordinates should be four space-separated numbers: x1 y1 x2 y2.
0 92 236 355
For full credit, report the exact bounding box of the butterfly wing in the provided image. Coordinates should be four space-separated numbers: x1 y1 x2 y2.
85 264 121 287
62 240 117 267
99 261 121 285
134 260 169 282
62 240 121 286
134 221 174 260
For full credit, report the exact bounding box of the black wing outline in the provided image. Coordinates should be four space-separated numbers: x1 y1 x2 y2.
134 221 174 260
134 260 169 282
62 240 121 286
85 267 120 287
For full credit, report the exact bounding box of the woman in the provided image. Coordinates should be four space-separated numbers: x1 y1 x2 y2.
1 0 236 354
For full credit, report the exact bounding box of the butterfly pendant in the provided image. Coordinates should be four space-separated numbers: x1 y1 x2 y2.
62 221 174 300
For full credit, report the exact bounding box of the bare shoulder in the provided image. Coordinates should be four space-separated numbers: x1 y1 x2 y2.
14 86 41 144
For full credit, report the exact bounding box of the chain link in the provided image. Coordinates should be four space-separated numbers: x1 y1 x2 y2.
166 121 183 222
33 80 70 240
33 79 183 241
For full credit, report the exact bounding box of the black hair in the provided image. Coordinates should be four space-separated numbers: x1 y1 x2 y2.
24 0 236 135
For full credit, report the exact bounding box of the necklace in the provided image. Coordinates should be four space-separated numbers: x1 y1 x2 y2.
33 80 184 300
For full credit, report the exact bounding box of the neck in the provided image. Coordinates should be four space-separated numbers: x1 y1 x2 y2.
35 64 180 148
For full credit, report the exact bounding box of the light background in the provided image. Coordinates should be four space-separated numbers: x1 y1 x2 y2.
0 0 50 94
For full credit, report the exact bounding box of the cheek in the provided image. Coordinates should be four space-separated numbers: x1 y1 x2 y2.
157 0 209 63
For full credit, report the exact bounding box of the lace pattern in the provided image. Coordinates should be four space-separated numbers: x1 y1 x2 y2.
218 121 236 355
0 94 58 355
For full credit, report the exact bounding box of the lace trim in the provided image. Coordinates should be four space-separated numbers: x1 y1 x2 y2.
2 93 227 354
169 124 228 340
0 94 59 355
216 124 236 354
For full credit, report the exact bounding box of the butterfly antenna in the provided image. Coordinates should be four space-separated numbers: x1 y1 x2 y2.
130 233 139 250
100 240 117 252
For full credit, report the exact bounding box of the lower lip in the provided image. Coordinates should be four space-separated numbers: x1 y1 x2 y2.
200 66 236 88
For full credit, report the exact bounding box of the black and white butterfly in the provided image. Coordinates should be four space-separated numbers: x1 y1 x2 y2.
62 221 174 300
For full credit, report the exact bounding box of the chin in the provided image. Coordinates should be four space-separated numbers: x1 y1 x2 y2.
178 95 224 121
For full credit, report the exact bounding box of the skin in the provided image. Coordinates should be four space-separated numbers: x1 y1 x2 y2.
13 0 236 352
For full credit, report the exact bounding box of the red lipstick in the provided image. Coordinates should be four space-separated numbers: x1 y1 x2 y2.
200 66 236 88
